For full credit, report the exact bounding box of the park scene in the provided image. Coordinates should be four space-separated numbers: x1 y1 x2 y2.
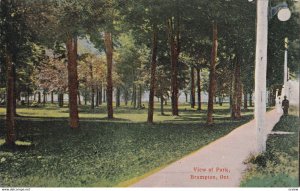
0 0 299 188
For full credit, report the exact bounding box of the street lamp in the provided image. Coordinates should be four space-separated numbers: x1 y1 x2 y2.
274 3 292 21
254 0 291 153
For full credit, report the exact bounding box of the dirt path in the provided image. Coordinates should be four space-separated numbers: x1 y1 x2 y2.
131 109 282 187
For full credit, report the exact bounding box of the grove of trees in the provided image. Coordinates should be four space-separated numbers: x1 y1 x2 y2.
0 0 299 146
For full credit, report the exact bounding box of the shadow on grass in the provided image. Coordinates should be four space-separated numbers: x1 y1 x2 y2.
272 115 299 132
0 142 34 152
0 106 256 187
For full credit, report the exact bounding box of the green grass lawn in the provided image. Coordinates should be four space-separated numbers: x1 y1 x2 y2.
0 102 254 187
240 107 299 187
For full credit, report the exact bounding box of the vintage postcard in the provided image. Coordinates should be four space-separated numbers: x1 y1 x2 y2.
0 0 299 189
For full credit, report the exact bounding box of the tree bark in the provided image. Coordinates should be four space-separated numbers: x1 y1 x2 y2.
13 65 17 116
207 21 218 124
132 84 137 108
58 93 63 107
78 91 81 105
58 94 61 107
103 88 106 103
38 91 41 103
104 32 114 119
147 27 158 122
66 34 79 128
244 91 248 110
196 68 201 110
160 94 164 115
167 17 180 116
99 83 102 105
51 91 54 104
190 66 195 108
138 84 142 109
91 88 95 109
270 88 276 106
89 62 94 110
185 92 188 103
84 87 87 105
229 94 232 110
124 89 128 106
43 91 46 105
231 55 242 119
237 79 242 117
61 93 64 107
249 91 253 107
95 87 99 107
219 97 223 106
27 87 30 107
116 87 120 108
5 51 16 146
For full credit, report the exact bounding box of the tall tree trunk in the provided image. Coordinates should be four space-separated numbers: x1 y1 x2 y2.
104 32 114 119
38 91 41 103
147 28 158 122
61 93 64 107
132 84 136 108
103 88 106 103
27 87 30 107
138 84 142 109
231 57 238 118
78 91 81 105
99 83 102 105
165 96 168 105
237 69 242 118
13 65 17 116
229 71 234 111
5 51 16 146
167 17 180 116
249 91 253 107
84 87 88 105
33 93 36 101
190 66 195 108
89 62 94 110
95 87 99 107
219 96 223 106
66 35 79 128
58 93 62 107
207 21 218 125
229 94 232 110
91 87 95 110
160 94 164 115
51 91 54 104
116 87 120 108
196 68 202 110
231 55 242 119
270 88 276 106
124 89 128 106
244 91 248 110
185 92 188 103
43 91 46 105
268 90 272 107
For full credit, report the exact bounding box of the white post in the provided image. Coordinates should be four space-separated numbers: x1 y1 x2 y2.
283 45 288 97
287 68 290 98
255 0 269 153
